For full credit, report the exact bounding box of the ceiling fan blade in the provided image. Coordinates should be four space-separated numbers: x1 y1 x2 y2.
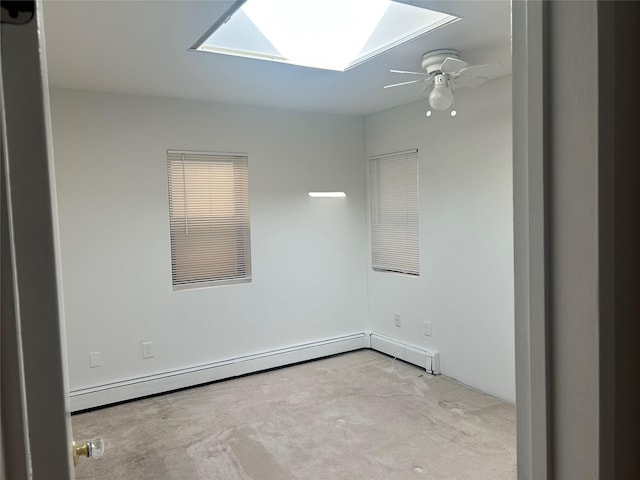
452 76 487 89
419 77 434 94
390 69 431 77
440 57 468 74
458 63 504 80
384 79 424 89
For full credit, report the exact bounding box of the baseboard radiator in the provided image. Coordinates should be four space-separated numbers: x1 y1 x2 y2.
69 332 440 412
368 332 441 375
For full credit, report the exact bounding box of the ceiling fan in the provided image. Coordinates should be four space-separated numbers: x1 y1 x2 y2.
384 49 503 116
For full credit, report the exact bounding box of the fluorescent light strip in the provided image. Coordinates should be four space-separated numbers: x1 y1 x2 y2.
308 192 346 198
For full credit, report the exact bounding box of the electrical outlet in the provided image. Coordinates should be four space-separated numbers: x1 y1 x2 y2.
424 321 433 337
142 341 154 359
89 351 101 368
394 313 401 327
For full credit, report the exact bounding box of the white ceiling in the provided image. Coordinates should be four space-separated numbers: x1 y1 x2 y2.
42 0 511 116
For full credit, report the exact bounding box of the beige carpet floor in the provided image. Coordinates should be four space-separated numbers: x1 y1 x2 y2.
72 350 516 479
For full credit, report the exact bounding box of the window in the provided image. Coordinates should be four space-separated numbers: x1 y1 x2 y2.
167 150 251 289
193 0 458 72
369 149 419 275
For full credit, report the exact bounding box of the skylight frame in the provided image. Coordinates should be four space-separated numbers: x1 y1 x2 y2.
191 0 460 72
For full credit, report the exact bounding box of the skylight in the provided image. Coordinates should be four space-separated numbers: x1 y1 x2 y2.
193 0 459 72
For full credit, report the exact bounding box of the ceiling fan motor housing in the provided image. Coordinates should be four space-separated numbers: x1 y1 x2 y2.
421 49 460 74
432 74 448 87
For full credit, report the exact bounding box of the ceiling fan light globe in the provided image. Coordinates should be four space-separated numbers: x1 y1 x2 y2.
429 85 454 110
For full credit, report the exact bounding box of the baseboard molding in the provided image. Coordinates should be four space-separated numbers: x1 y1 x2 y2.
69 332 440 412
369 332 441 375
70 333 367 412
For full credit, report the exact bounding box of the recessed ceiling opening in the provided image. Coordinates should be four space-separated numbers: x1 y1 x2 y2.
193 0 459 72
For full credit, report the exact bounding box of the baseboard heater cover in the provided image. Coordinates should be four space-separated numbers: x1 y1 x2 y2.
368 332 441 375
69 332 440 411
69 333 367 411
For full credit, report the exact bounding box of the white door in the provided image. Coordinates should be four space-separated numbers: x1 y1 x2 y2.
2 1 74 478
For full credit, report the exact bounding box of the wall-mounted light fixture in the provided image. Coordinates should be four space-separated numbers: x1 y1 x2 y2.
308 192 347 198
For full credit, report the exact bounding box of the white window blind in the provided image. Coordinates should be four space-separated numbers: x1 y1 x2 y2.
369 149 419 276
167 150 251 289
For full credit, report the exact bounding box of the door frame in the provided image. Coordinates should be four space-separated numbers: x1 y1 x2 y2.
512 1 550 478
1 0 74 478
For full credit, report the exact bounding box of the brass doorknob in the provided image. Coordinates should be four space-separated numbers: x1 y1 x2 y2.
72 436 105 466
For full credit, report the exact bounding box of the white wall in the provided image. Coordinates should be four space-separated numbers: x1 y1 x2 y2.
50 90 368 391
364 76 515 402
51 82 515 403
